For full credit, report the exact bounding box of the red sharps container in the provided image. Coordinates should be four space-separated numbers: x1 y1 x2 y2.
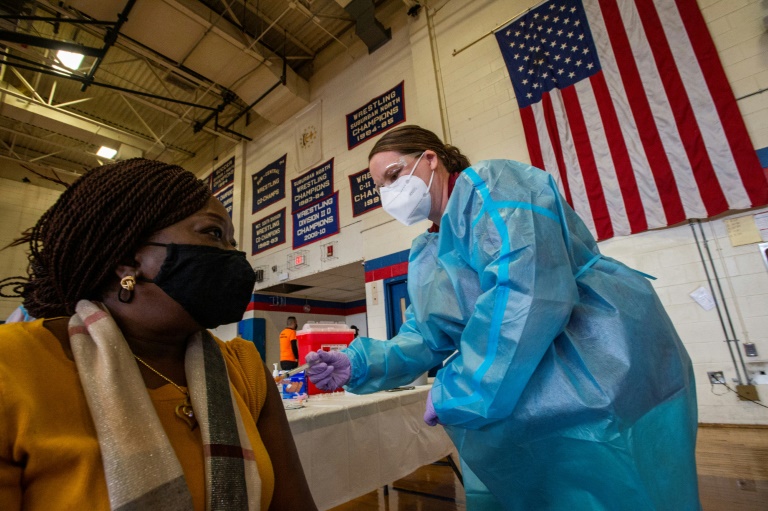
297 321 355 395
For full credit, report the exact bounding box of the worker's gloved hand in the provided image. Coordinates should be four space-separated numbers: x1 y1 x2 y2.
305 350 351 390
424 389 440 426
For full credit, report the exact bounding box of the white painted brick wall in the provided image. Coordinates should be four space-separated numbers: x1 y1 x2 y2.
0 178 62 319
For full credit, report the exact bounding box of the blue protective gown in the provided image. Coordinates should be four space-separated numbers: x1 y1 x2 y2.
344 160 700 510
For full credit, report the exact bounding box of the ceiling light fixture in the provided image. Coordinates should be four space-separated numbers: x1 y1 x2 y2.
96 146 117 159
55 50 84 71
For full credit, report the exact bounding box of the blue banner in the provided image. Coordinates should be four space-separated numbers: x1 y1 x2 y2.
348 168 381 217
291 158 334 213
210 156 235 194
252 154 286 214
293 192 339 249
346 81 405 150
214 185 234 218
251 208 286 255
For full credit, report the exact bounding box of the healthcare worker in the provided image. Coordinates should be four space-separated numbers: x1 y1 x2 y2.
307 125 701 510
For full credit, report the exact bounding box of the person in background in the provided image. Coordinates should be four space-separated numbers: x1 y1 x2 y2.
350 325 359 339
0 159 316 510
306 125 700 510
279 316 299 370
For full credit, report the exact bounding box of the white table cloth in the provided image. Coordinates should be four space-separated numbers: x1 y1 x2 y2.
286 384 455 510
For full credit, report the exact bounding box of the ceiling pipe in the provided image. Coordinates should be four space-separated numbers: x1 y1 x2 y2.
45 2 227 100
222 27 288 133
0 15 114 26
80 0 137 91
223 77 282 131
193 88 238 133
65 0 310 126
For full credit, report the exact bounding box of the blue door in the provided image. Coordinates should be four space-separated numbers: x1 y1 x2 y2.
384 275 410 339
238 318 266 360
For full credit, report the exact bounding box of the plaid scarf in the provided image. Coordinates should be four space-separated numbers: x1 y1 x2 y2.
69 300 261 510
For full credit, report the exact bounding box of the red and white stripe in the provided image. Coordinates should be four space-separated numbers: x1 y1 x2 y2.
519 0 767 240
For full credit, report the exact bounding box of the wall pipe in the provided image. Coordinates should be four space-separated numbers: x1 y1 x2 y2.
696 220 751 382
690 220 749 384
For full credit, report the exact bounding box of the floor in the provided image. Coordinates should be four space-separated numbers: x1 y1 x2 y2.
329 426 767 511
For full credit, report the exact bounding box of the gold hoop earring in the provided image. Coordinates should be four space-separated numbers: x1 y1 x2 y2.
118 276 136 303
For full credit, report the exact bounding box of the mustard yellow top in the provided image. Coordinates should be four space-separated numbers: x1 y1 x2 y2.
0 320 275 510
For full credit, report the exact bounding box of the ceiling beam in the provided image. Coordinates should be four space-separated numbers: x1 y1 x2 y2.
0 85 197 158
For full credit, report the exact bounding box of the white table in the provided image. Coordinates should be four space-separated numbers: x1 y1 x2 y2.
286 384 455 510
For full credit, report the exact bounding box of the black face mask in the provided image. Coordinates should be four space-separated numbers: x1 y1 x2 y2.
139 242 256 329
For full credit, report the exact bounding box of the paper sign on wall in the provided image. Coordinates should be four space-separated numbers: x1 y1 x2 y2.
689 286 715 311
724 216 762 247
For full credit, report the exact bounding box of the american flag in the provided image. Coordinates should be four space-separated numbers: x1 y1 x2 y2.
495 0 768 240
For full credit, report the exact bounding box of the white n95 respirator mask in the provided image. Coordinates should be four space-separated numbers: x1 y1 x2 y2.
379 151 434 226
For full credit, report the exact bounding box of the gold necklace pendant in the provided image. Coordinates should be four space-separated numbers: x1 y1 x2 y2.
175 393 198 431
133 354 198 431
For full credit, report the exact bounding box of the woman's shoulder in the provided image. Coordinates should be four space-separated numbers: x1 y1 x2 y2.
213 336 266 381
214 336 262 362
0 319 74 389
212 335 268 413
0 319 51 351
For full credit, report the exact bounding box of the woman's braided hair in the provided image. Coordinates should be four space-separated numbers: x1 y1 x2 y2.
368 125 470 174
7 158 211 318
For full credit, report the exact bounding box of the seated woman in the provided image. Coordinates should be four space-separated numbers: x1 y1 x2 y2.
0 158 316 510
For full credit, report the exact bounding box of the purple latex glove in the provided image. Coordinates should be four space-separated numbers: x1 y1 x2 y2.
305 350 351 391
424 388 439 426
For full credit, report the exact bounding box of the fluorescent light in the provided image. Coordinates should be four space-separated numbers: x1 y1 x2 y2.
97 146 117 159
55 50 84 71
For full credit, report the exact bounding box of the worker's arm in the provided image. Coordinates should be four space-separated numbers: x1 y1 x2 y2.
344 304 453 394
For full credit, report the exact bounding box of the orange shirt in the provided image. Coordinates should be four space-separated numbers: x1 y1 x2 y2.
279 327 298 362
0 320 275 510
